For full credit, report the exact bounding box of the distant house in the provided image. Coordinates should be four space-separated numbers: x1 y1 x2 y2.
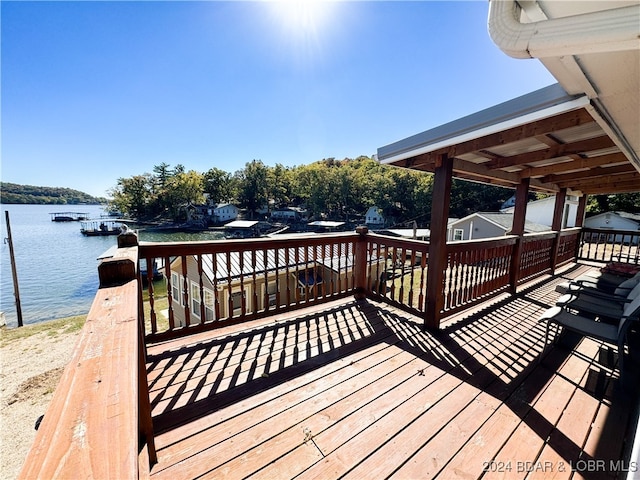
167 246 386 327
270 207 308 223
501 194 580 228
447 212 549 242
584 211 640 244
365 206 385 227
212 203 239 223
377 228 430 242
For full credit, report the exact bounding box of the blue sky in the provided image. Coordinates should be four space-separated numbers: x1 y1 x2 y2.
1 1 556 198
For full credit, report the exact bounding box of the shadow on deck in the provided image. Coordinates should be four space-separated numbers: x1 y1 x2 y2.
145 262 639 479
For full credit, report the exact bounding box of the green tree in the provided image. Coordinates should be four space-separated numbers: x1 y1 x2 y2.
237 160 269 218
164 170 205 218
203 167 233 204
109 174 154 218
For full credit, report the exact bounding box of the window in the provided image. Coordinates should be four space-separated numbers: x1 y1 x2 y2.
191 282 201 317
170 272 181 305
203 289 215 321
266 282 278 307
453 229 464 241
231 291 245 315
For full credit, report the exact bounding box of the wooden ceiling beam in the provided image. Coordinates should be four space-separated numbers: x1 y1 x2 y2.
580 183 640 195
394 108 595 165
558 173 640 189
485 135 615 170
518 152 630 178
543 164 637 184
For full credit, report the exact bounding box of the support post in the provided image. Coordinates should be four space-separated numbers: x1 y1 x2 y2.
425 154 453 330
550 188 567 273
354 226 369 300
508 178 530 293
575 194 587 228
4 211 23 327
574 194 588 260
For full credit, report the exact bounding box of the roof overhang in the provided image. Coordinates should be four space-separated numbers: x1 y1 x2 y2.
378 1 639 197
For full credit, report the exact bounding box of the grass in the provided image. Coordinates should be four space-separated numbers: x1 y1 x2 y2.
0 315 86 347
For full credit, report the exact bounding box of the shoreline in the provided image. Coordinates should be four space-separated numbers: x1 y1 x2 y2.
0 315 85 479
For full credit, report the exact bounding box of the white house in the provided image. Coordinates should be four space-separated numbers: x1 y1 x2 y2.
365 206 385 227
447 212 550 242
212 203 239 223
501 194 580 228
270 207 308 223
584 211 640 244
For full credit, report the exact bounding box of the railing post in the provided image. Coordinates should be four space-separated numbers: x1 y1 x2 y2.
507 178 530 293
354 226 369 300
426 154 453 330
550 188 567 273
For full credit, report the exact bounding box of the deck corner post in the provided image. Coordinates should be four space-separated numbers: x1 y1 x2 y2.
98 232 139 287
425 154 453 330
507 177 530 293
550 188 567 273
354 226 369 300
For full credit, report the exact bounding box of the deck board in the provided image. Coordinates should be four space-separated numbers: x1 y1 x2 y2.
145 263 638 480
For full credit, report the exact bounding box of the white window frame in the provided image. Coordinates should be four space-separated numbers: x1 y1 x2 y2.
453 228 464 241
190 281 201 318
170 272 182 305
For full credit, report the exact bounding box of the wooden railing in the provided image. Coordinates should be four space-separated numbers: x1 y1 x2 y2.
139 232 364 342
365 233 429 315
443 236 516 315
578 227 640 264
18 236 155 479
19 225 616 478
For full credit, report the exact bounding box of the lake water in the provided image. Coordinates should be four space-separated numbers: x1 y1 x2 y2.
0 204 222 328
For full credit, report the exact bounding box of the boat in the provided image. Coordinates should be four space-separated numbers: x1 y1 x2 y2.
50 212 90 222
80 220 123 236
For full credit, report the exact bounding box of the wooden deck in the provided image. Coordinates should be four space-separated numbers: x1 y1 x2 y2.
144 262 639 480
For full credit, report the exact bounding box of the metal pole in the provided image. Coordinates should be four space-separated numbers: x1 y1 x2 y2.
4 211 23 326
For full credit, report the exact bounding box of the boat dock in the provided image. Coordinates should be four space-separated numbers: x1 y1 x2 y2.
50 212 90 222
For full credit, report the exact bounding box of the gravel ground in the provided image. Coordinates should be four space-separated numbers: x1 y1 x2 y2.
0 321 82 479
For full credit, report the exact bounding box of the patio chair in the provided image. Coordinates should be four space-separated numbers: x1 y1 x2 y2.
556 281 640 320
555 271 640 296
538 293 640 382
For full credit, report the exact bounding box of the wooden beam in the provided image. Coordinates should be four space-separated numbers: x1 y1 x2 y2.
389 109 595 167
557 172 640 189
508 178 530 293
542 164 636 184
518 152 630 178
550 188 567 274
579 181 640 195
575 195 587 228
425 154 453 330
485 136 615 170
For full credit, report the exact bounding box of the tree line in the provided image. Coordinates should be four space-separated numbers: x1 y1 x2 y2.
108 157 519 226
108 157 639 225
0 182 106 205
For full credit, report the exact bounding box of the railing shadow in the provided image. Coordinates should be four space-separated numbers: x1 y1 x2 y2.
147 263 636 473
148 300 396 434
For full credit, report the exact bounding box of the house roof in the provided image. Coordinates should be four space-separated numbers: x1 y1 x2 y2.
450 212 550 234
378 2 639 197
586 211 640 225
175 243 385 282
224 220 258 228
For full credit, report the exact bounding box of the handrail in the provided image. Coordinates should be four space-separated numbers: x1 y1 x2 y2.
18 279 143 479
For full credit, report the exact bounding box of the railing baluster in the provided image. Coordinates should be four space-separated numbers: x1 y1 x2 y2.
145 257 157 335
181 255 190 327
197 255 205 324
165 255 175 331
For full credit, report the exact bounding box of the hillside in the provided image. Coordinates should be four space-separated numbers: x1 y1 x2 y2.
0 182 107 205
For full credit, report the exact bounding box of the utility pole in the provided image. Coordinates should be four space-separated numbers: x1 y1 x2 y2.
4 211 23 327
